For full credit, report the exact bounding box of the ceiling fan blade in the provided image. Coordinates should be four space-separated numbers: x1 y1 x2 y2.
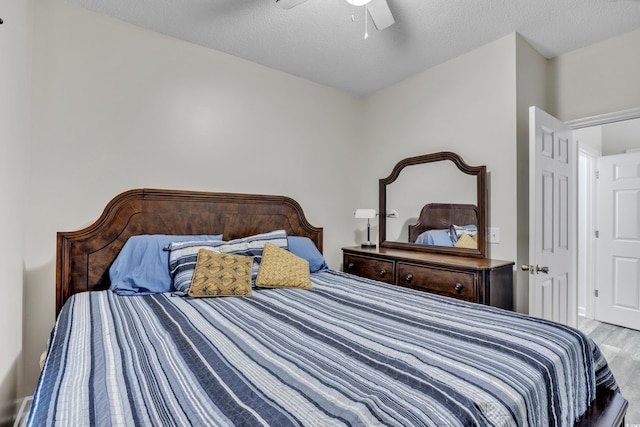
275 0 309 10
367 0 394 30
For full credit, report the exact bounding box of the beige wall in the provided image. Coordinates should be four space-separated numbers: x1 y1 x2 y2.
0 0 33 423
363 34 519 283
22 0 363 397
515 35 548 313
549 28 640 122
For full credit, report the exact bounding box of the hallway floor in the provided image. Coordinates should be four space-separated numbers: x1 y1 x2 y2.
579 316 640 424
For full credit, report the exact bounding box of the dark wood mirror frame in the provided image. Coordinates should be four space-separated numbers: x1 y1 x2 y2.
379 152 487 258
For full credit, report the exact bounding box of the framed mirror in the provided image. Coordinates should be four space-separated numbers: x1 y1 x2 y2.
379 152 487 258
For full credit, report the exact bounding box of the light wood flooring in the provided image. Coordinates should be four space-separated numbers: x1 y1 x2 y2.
579 316 640 424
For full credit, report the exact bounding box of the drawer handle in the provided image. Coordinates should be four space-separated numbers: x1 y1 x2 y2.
454 283 463 294
379 269 387 277
405 274 413 283
347 263 355 270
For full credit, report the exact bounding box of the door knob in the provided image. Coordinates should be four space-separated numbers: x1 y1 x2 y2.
521 264 549 274
536 265 549 274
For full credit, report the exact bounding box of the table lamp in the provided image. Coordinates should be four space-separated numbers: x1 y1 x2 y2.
355 209 377 248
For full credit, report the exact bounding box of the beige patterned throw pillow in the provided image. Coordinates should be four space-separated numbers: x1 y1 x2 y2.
255 243 313 289
188 249 253 297
454 232 478 249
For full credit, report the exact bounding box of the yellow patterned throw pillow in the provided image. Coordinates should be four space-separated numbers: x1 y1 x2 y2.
255 243 313 289
188 249 253 297
454 232 478 249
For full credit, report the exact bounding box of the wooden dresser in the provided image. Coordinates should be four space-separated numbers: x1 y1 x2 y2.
342 246 514 310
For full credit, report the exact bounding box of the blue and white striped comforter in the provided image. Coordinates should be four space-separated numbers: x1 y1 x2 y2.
28 270 617 426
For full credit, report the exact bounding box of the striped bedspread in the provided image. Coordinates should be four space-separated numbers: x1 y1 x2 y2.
28 270 617 426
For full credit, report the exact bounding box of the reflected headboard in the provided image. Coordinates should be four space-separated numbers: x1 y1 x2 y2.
56 188 323 315
408 203 478 243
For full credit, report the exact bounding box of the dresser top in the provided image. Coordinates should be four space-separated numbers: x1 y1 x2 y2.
342 246 514 271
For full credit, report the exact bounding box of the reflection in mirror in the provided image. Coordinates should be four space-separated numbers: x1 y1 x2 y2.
379 152 487 258
386 161 477 243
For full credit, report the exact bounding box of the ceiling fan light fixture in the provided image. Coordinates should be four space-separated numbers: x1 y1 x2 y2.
275 0 394 35
275 0 309 10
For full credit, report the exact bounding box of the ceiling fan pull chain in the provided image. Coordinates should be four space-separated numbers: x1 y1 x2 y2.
364 4 369 39
351 2 355 21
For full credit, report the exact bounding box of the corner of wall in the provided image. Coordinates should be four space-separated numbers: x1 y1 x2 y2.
514 35 548 314
0 0 35 422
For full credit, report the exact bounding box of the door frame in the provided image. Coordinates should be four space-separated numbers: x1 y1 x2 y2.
577 144 599 319
566 107 640 320
566 107 640 130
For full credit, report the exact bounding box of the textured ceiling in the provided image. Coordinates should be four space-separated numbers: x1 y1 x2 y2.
65 0 640 96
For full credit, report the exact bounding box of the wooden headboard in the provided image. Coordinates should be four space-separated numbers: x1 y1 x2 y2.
408 203 478 243
56 188 323 315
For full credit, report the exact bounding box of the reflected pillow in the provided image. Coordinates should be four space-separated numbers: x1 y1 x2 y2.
109 234 222 296
454 232 478 249
256 243 313 289
188 249 253 297
449 224 478 244
168 230 288 295
287 236 328 273
415 229 454 246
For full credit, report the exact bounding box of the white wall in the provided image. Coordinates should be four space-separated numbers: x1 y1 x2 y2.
601 118 640 155
574 126 603 154
549 28 640 122
0 0 33 423
22 0 364 395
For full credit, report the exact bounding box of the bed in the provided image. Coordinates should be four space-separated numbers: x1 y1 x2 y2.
30 188 627 426
409 203 479 248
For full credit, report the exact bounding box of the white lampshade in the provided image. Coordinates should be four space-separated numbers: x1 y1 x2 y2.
354 209 376 219
345 0 373 5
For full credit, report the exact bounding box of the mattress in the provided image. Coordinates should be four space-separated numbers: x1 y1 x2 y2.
28 270 617 426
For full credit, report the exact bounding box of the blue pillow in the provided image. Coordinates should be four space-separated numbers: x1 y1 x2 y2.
287 236 328 273
415 229 454 246
109 234 223 296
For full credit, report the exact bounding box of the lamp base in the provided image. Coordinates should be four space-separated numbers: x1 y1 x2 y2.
361 243 377 249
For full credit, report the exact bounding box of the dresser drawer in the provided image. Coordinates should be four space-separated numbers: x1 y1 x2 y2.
342 247 514 309
396 263 476 301
344 255 394 284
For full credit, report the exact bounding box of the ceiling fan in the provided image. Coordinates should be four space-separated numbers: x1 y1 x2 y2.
276 0 395 32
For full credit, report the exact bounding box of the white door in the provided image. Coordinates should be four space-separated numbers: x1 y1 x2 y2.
528 106 577 327
596 152 640 331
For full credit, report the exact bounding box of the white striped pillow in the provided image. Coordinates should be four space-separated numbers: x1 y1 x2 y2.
167 230 288 295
